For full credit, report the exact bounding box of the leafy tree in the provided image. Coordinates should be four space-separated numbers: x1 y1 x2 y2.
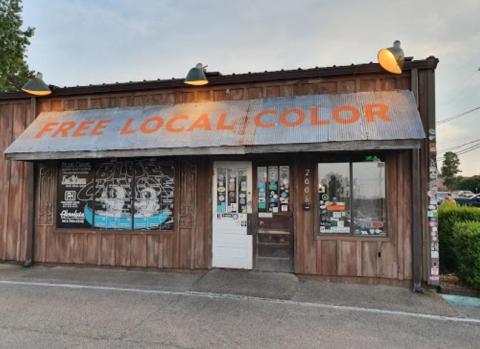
452 176 480 194
441 151 461 189
0 0 34 92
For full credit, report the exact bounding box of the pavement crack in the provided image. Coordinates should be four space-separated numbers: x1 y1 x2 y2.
190 271 209 291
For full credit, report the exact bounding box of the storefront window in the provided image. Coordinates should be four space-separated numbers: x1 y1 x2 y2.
317 163 351 234
352 162 386 236
317 159 386 237
56 159 175 231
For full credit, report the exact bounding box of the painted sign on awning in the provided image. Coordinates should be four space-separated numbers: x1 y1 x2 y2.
4 90 425 160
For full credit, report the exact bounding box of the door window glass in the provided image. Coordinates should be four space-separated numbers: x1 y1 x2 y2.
279 166 290 212
227 168 238 213
238 169 248 214
257 166 268 212
268 166 279 213
216 168 227 213
257 166 290 213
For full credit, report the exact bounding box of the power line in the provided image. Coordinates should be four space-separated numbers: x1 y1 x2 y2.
438 138 480 154
437 106 480 125
438 143 480 162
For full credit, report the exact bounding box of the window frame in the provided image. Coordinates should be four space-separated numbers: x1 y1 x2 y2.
54 158 178 234
315 154 389 240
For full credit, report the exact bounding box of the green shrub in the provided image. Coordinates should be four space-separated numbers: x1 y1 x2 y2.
452 221 480 290
438 205 480 272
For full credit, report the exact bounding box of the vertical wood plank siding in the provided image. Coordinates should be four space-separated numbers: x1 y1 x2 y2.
0 73 418 280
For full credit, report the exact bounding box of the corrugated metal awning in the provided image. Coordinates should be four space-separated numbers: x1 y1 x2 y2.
4 90 425 160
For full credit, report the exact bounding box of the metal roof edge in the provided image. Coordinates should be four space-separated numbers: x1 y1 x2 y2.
5 140 423 161
0 57 439 102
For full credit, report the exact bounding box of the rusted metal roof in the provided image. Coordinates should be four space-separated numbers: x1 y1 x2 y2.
0 57 439 101
4 90 425 160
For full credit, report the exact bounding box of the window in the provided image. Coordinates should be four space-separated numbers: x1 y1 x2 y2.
257 165 290 213
318 163 351 234
317 158 386 237
56 159 175 231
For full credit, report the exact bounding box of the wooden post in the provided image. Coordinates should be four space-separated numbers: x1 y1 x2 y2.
412 148 423 292
23 96 36 266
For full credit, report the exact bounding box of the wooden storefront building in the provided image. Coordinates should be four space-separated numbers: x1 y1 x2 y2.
0 57 439 289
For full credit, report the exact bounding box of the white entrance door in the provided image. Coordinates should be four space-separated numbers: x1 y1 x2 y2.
212 161 253 269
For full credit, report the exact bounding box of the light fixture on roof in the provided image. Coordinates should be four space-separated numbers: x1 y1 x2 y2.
185 63 208 86
21 72 52 96
377 40 405 74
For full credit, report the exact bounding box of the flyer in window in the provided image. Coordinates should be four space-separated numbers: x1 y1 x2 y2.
56 161 94 228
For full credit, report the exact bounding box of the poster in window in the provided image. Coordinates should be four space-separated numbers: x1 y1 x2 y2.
279 166 289 212
257 166 267 212
238 169 248 214
227 169 237 212
216 168 227 214
92 160 134 230
134 159 175 230
268 166 279 212
56 161 94 228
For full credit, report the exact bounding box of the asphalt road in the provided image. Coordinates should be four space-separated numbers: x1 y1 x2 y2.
0 282 478 349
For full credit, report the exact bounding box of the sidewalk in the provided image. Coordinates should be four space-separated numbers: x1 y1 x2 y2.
0 263 475 320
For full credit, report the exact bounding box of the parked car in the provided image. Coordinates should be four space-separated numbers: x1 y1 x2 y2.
436 191 451 205
455 194 480 207
451 190 476 199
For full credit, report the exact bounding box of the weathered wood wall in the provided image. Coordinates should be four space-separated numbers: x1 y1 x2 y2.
33 158 212 269
0 100 34 262
0 72 423 280
294 151 412 280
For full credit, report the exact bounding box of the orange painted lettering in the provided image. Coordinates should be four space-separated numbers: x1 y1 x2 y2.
216 113 235 131
140 116 164 134
364 104 391 122
279 108 305 127
333 106 360 125
51 121 76 138
35 122 59 139
187 114 211 131
90 120 112 136
72 120 95 137
255 109 276 128
310 107 329 125
120 119 136 135
166 115 189 132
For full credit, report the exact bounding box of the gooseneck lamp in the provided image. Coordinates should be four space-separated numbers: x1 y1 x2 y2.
184 63 209 86
377 40 405 75
21 72 52 96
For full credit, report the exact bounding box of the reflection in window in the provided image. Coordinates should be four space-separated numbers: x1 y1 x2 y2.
317 163 351 234
352 162 386 236
317 159 386 237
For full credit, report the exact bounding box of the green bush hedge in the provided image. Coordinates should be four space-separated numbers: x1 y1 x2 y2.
452 221 480 290
438 205 480 272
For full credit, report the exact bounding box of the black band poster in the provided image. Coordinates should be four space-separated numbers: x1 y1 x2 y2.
134 159 175 230
56 159 175 231
56 161 93 228
94 160 134 230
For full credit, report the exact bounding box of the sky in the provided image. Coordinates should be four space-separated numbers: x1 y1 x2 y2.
21 0 480 175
